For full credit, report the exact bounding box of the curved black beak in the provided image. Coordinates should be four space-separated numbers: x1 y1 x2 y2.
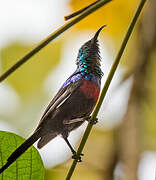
91 25 107 44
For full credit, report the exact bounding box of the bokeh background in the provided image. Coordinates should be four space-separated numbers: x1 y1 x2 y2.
0 0 156 179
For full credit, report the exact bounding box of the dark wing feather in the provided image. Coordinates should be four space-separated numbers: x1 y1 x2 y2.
41 86 68 119
36 80 82 130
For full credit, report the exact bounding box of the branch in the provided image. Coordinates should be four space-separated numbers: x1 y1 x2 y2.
0 0 113 83
65 0 147 179
64 0 100 21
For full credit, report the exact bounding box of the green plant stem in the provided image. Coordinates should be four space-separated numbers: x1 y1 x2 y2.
0 0 112 83
65 0 147 179
64 0 100 20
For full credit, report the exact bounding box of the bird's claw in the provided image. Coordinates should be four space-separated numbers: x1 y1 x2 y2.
85 116 98 125
72 153 84 162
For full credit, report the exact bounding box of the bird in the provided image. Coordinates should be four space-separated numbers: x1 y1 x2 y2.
0 25 105 174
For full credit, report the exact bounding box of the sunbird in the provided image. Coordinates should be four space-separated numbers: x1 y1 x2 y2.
0 25 105 174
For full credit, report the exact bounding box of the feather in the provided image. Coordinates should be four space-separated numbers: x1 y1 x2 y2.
36 79 82 131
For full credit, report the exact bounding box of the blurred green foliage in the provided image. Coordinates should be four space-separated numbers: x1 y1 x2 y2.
0 41 62 97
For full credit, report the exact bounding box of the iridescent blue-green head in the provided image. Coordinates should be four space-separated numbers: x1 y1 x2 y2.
76 25 106 78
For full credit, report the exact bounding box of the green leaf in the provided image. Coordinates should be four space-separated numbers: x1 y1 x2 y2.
0 131 44 180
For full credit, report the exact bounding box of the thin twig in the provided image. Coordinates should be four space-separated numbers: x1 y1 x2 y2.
65 0 147 179
0 0 112 83
64 0 100 21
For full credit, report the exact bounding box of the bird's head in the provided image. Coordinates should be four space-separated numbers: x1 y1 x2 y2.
76 25 106 77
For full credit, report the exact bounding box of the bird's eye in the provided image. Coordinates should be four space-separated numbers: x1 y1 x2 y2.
83 46 88 50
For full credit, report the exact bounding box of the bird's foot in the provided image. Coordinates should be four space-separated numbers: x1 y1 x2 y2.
72 153 84 162
85 116 98 125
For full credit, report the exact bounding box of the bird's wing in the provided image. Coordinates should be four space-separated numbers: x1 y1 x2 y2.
36 79 82 129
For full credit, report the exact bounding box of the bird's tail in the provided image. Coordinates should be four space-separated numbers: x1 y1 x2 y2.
0 129 41 174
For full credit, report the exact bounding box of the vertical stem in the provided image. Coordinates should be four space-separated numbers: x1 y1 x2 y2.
65 0 147 179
